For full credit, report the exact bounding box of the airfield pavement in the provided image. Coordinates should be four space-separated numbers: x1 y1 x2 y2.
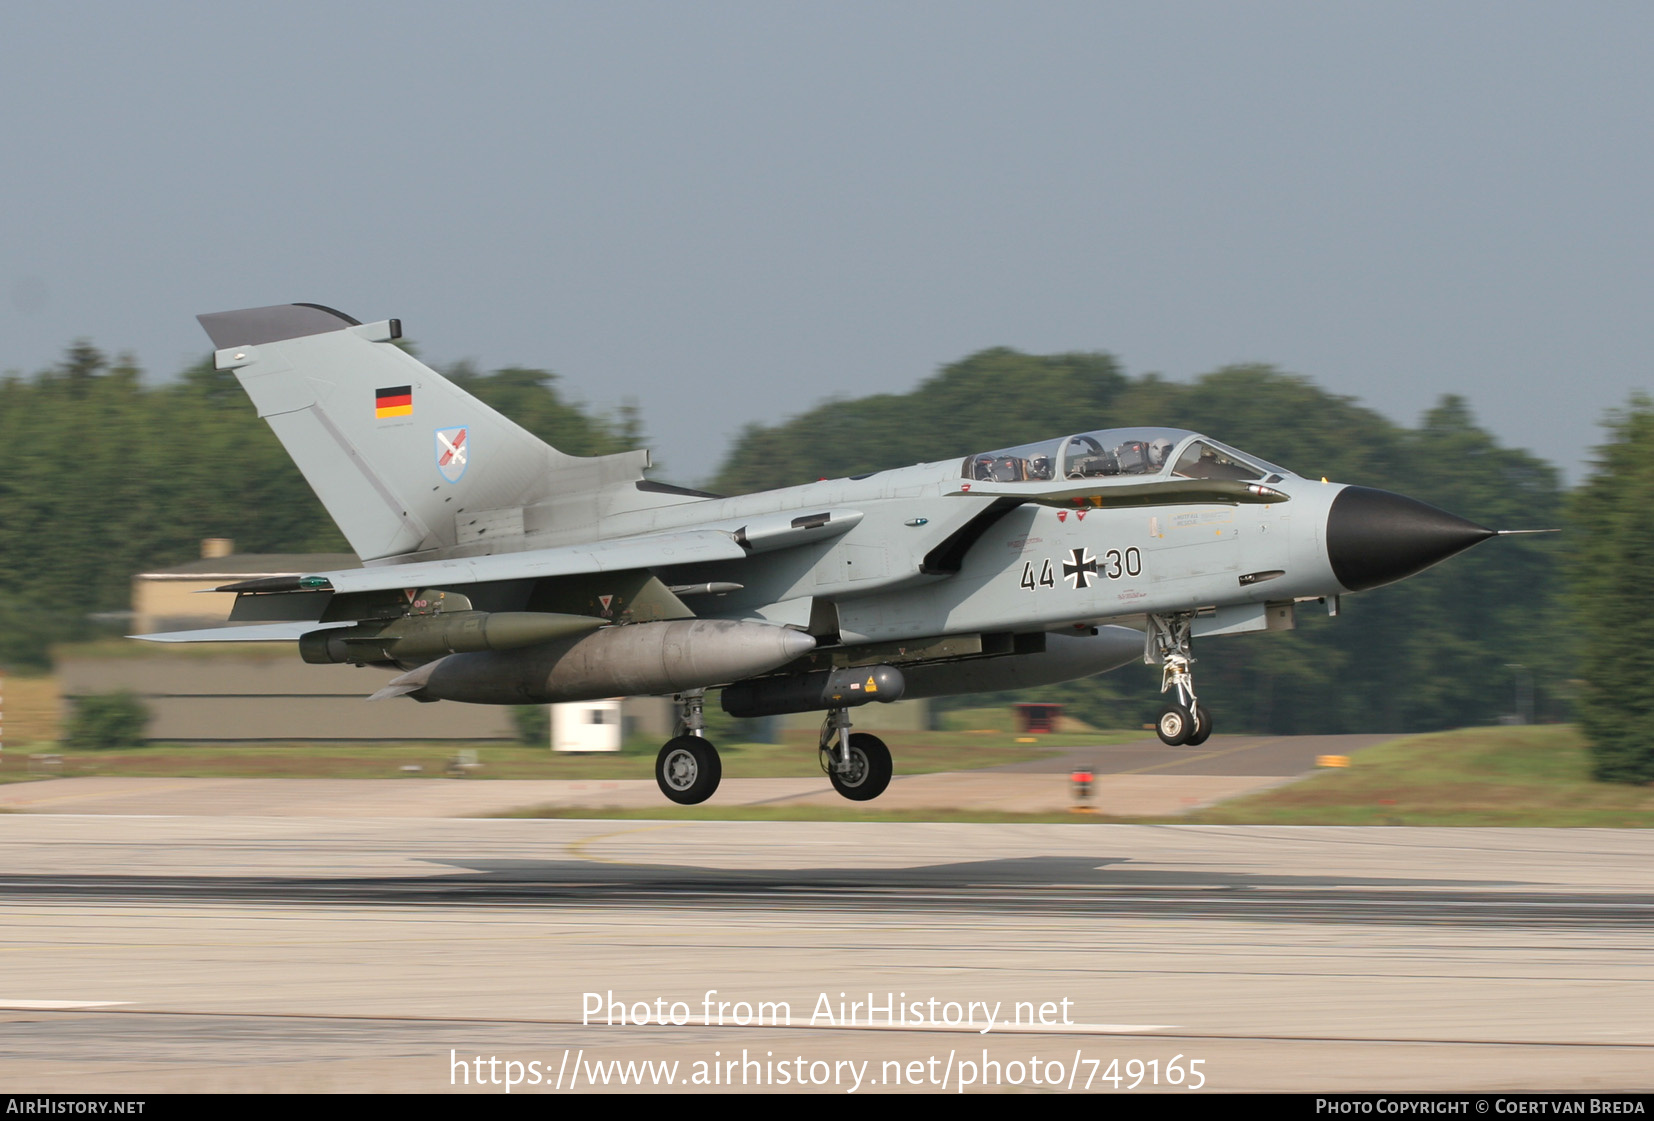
0 732 1392 818
1 733 1649 1096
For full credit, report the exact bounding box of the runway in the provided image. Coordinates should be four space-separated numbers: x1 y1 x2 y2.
2 815 1651 1093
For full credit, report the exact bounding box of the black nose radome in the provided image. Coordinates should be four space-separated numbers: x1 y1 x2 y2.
1326 486 1495 593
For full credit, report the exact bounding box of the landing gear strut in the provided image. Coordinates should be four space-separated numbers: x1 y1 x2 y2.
655 690 722 804
819 707 892 801
1147 613 1212 747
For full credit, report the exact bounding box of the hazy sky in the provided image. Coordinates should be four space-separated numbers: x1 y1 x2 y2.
3 3 1650 486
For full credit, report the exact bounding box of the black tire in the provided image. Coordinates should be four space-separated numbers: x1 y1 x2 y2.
1184 704 1213 746
655 735 721 804
828 732 893 801
1156 704 1194 746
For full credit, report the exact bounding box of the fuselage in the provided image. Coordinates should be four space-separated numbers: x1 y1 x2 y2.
564 428 1349 646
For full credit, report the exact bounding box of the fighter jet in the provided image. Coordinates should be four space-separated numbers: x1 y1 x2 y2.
142 303 1502 804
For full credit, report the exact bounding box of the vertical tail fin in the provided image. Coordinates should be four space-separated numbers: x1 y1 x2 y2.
199 304 647 561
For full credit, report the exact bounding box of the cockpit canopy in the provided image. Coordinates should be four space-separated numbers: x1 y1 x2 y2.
960 427 1288 484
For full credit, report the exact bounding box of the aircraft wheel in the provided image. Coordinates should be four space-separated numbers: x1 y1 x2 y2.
1184 704 1213 746
828 733 893 801
1156 704 1194 746
655 735 721 804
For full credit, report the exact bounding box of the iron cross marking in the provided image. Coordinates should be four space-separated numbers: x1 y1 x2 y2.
1063 547 1098 589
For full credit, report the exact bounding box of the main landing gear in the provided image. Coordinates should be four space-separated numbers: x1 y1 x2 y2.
653 692 895 804
1147 613 1212 747
655 690 722 804
819 707 892 802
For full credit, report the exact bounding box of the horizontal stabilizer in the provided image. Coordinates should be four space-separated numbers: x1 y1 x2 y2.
131 621 352 643
250 527 752 596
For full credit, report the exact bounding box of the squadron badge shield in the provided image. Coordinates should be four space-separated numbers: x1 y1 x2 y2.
435 426 469 483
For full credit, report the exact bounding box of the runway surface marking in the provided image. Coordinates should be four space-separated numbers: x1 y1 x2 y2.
564 822 687 865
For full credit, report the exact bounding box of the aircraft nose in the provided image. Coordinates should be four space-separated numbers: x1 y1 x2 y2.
1325 486 1495 592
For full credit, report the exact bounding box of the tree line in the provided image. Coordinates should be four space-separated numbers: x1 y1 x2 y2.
1 340 1644 778
712 349 1572 740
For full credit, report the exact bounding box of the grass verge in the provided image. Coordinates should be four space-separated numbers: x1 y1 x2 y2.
501 725 1654 826
0 674 61 747
1174 724 1654 827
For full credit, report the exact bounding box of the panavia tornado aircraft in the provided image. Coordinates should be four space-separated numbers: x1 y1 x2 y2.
143 303 1504 804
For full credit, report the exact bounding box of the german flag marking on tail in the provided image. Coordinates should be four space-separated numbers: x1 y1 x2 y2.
375 385 413 418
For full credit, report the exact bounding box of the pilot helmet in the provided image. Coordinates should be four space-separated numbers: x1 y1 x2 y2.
1148 437 1174 465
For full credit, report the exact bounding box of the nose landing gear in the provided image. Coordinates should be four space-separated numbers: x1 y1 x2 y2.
1148 613 1212 747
